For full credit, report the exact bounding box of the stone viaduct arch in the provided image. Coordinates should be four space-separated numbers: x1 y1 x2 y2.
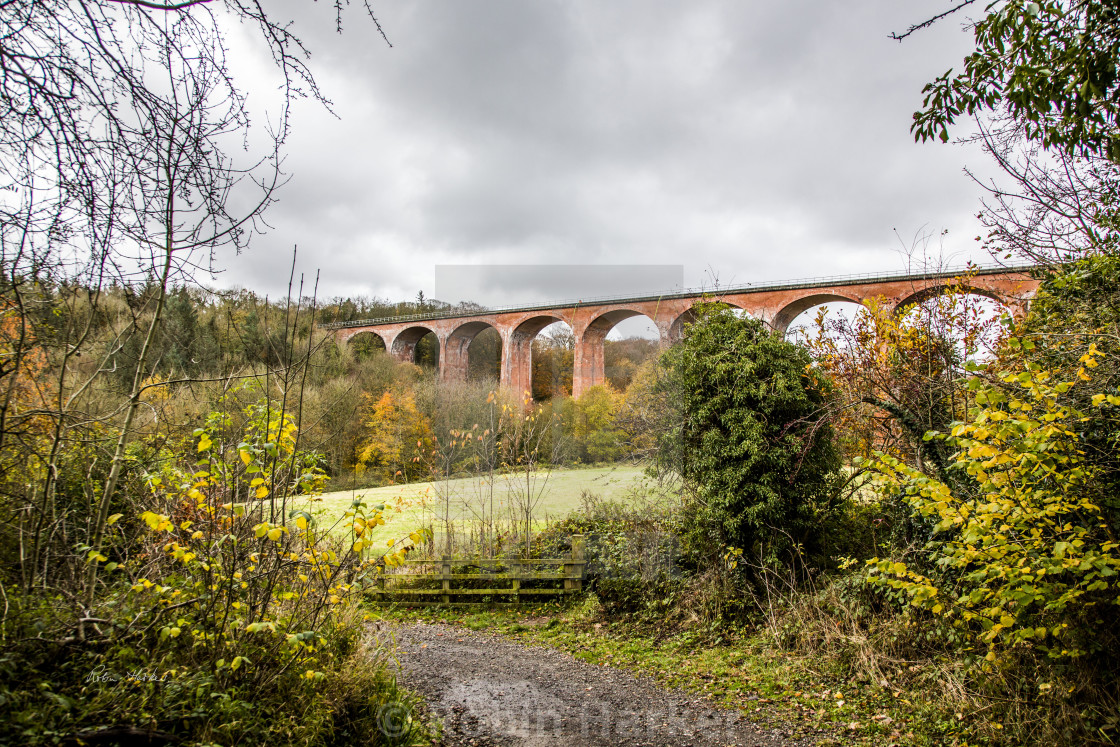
326 266 1041 398
768 292 863 334
389 325 439 365
445 321 501 382
893 283 1008 313
502 313 574 397
343 329 387 354
574 308 660 393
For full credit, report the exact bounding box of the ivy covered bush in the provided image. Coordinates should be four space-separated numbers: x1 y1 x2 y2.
657 304 843 570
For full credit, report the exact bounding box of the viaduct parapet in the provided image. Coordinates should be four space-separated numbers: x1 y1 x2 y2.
323 266 1041 398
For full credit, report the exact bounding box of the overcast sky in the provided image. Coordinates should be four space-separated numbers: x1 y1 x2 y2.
217 1 996 314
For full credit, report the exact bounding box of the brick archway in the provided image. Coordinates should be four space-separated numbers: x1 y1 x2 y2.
445 321 501 383
574 309 658 394
770 292 863 334
893 283 1022 318
341 329 387 353
501 314 574 397
391 325 440 368
325 265 1041 400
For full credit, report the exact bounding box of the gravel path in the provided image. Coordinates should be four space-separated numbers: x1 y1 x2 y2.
378 622 825 747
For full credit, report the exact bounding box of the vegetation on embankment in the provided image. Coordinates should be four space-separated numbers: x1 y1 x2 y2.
513 261 1120 747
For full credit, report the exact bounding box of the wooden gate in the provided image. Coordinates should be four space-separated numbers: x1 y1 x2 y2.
370 535 585 606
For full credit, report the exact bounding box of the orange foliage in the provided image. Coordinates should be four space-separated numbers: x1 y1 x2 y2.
354 388 435 484
0 306 52 436
803 276 1006 465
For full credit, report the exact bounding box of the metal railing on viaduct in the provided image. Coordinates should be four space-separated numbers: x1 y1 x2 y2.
321 264 1042 398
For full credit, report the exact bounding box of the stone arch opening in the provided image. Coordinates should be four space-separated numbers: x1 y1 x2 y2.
345 330 387 361
502 315 572 400
446 321 503 383
391 326 440 370
668 300 747 343
772 293 863 335
583 309 659 392
896 289 1011 364
782 298 868 344
532 320 575 400
894 283 1004 312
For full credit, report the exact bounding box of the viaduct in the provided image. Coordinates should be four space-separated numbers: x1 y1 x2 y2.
324 265 1041 398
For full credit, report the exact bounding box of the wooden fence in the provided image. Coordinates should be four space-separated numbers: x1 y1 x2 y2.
369 535 585 606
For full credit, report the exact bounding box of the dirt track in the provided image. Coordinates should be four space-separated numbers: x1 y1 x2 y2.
379 621 827 747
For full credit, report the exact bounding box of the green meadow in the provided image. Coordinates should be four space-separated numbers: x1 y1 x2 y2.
300 464 651 552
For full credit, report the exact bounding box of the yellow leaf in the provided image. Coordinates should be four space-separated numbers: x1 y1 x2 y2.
107 513 123 525
255 485 269 499
267 527 283 542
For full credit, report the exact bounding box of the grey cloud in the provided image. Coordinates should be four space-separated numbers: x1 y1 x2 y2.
218 0 997 300
435 264 684 306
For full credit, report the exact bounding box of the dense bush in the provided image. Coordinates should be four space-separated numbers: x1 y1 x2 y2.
657 304 843 569
0 396 430 745
561 385 627 463
1014 255 1120 532
0 604 425 746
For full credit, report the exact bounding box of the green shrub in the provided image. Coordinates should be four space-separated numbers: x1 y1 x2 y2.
867 363 1120 665
0 397 431 746
0 602 427 746
657 304 843 569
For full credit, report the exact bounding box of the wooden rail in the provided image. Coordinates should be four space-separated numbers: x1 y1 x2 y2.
370 535 585 606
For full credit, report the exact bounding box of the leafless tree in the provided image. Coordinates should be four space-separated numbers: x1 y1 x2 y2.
965 115 1120 267
0 0 386 611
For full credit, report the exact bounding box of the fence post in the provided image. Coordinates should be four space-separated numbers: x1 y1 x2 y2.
572 534 585 592
441 555 451 605
511 558 520 604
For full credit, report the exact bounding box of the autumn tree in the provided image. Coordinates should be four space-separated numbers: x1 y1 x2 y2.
865 352 1120 743
563 384 626 463
604 336 658 390
803 277 1005 491
531 327 574 399
355 388 435 484
1004 255 1120 532
615 359 673 464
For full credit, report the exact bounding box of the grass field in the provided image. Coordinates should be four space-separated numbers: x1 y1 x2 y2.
299 464 651 553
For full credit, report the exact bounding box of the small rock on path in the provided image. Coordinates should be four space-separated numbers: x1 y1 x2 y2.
380 621 822 747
